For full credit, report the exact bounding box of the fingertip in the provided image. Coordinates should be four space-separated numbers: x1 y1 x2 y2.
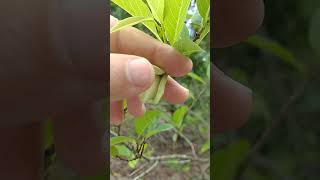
162 47 193 77
163 77 190 104
127 58 155 88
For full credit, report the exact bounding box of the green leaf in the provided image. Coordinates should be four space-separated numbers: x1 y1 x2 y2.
128 159 139 169
200 139 210 154
172 106 188 128
180 23 191 37
111 16 153 33
145 123 174 139
110 136 136 146
206 64 210 79
246 35 303 72
115 145 133 158
135 110 160 136
163 0 191 44
195 23 210 44
187 72 205 84
139 75 161 103
110 145 118 157
191 9 202 27
146 0 164 23
174 38 204 56
111 0 162 41
140 66 168 104
153 75 168 104
197 0 210 19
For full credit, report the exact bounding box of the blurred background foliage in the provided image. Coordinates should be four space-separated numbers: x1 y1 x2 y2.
110 1 211 179
213 1 320 180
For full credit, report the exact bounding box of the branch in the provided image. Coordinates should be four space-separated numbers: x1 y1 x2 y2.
133 161 159 180
148 154 209 163
173 128 198 158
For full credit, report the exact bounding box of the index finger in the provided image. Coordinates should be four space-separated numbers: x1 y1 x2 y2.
110 16 193 77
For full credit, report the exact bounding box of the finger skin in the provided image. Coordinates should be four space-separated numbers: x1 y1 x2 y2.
213 0 265 48
0 123 42 180
163 77 190 104
212 64 252 133
110 16 192 77
110 53 155 101
52 101 106 176
127 96 146 117
110 101 123 125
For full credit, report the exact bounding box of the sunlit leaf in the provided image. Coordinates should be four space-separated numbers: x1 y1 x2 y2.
163 0 191 44
197 0 210 19
146 0 164 23
111 0 162 41
111 16 153 33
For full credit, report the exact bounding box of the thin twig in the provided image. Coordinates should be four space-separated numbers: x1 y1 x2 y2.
173 128 198 158
133 161 159 180
129 163 149 177
148 154 209 162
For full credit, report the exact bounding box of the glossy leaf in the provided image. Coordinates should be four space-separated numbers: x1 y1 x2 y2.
111 0 162 41
111 16 153 33
163 0 191 44
145 123 174 139
146 0 164 23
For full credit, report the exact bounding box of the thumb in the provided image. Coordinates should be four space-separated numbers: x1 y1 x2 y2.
110 53 155 101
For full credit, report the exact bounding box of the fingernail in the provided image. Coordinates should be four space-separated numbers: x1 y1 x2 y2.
128 58 153 87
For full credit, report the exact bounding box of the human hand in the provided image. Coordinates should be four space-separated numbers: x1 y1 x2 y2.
109 16 192 125
212 0 265 132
